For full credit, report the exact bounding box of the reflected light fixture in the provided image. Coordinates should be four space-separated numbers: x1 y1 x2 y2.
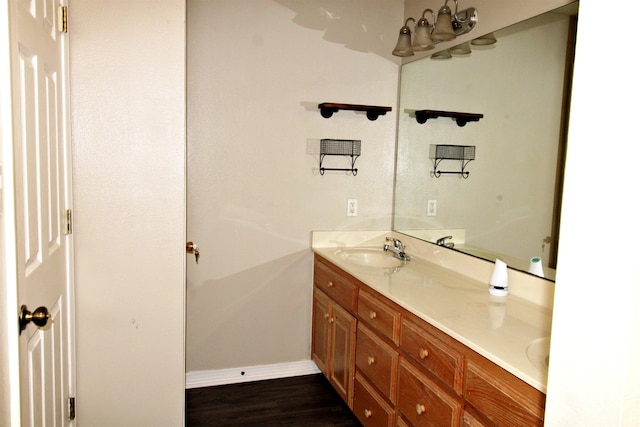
392 0 478 57
471 32 497 45
450 41 471 55
431 49 452 60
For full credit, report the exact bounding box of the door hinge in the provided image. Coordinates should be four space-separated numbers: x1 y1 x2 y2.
64 209 73 235
57 6 68 33
68 396 76 421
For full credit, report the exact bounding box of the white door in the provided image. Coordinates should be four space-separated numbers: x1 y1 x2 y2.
8 0 75 425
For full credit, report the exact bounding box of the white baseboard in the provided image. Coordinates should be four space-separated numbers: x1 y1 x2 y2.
185 360 321 389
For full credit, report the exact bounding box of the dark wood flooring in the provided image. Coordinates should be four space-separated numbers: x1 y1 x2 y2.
186 374 362 426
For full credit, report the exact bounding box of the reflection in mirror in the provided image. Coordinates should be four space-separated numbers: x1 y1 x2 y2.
393 3 579 281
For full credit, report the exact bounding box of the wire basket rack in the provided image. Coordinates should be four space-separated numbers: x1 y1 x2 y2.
319 139 361 175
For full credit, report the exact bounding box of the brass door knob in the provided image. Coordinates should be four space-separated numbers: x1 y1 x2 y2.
19 305 50 334
186 241 200 263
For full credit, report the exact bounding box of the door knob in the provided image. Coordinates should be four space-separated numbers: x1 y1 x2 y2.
186 241 200 264
19 305 51 334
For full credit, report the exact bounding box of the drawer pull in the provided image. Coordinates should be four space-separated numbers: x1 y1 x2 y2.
367 355 376 365
419 348 429 359
327 281 334 287
369 310 377 320
364 409 372 418
416 403 426 415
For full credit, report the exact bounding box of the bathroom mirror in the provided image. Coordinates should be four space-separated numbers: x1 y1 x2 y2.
393 3 579 281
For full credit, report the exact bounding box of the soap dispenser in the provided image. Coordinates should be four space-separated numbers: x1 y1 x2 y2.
488 258 509 296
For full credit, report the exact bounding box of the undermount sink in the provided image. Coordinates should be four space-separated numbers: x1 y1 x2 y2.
526 337 551 371
336 248 405 269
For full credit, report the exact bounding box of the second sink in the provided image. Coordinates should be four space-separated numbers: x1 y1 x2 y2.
526 337 551 372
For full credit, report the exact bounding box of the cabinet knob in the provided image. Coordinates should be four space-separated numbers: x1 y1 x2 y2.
324 313 330 320
367 355 375 365
369 310 377 320
416 403 426 415
327 281 334 287
364 409 372 418
419 348 429 359
328 317 335 323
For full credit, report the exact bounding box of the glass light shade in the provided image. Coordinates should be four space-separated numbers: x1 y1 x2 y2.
431 5 456 41
470 32 497 45
412 19 434 51
450 41 471 55
392 26 414 57
431 49 452 60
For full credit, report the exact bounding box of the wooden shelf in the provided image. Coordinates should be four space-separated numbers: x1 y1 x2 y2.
410 109 483 127
318 103 392 121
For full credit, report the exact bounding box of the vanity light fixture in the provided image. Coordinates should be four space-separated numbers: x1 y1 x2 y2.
413 9 436 51
392 0 478 57
391 18 416 57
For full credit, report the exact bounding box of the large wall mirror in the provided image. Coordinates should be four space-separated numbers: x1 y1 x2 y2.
393 2 578 281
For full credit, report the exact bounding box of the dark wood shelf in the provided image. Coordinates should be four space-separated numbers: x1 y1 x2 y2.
318 103 392 121
411 109 483 127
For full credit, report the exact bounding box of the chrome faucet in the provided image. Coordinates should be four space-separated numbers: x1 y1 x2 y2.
436 235 455 248
383 237 411 261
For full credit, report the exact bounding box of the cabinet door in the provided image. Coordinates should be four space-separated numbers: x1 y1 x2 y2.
329 302 357 407
312 289 331 374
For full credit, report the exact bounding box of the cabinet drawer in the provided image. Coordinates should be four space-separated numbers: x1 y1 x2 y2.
314 258 358 312
354 372 394 427
358 290 401 344
465 359 544 427
401 318 464 395
355 323 399 403
397 358 462 427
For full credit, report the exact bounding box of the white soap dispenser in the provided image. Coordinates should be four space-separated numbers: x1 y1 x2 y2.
488 258 509 296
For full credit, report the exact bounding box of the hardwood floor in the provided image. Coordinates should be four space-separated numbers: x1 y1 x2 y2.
186 374 362 426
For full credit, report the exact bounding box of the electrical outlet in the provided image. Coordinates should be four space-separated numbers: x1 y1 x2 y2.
347 199 358 217
427 199 437 217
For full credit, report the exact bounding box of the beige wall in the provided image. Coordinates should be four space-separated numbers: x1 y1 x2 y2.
185 0 402 372
69 1 186 425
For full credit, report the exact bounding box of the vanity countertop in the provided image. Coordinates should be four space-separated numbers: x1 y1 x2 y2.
312 231 553 393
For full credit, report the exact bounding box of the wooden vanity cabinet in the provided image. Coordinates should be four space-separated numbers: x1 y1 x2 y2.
312 254 547 426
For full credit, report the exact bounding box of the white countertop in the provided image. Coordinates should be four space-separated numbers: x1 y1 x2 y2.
312 231 553 393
